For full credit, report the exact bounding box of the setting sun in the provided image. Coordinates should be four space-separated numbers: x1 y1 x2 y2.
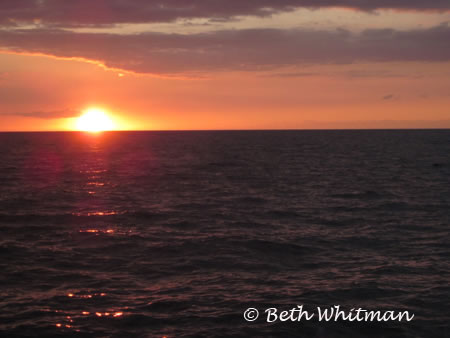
76 108 116 132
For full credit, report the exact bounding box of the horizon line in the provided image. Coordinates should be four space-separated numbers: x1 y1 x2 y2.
1 128 449 133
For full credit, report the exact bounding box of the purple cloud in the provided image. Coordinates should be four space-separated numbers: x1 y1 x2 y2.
0 24 449 75
1 109 79 119
0 1 449 27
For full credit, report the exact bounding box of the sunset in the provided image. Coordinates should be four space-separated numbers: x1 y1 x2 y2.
0 1 449 131
75 108 116 132
0 1 449 337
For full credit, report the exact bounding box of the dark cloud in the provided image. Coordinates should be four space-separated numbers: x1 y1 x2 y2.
263 72 319 78
0 24 449 75
383 94 394 100
345 70 405 78
2 109 79 119
0 1 449 27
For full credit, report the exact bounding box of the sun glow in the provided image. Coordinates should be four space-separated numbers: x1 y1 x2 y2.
76 108 116 132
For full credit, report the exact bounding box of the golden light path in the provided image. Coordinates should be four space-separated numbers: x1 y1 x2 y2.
76 108 116 132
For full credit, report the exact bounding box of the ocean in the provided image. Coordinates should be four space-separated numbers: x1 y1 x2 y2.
0 130 449 337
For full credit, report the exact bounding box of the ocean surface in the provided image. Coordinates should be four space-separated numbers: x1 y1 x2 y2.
0 130 449 337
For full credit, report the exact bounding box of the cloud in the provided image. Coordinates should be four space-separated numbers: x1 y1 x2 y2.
0 1 449 27
383 94 394 100
262 71 319 78
1 24 449 75
2 109 79 119
344 70 404 78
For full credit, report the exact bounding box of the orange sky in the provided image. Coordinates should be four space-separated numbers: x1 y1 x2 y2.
0 2 449 131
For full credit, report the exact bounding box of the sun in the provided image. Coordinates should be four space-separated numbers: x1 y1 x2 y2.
76 108 116 132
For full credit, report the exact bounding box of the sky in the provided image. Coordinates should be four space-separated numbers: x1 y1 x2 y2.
0 0 449 131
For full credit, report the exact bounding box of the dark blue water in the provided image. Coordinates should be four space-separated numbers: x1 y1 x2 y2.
0 130 449 337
